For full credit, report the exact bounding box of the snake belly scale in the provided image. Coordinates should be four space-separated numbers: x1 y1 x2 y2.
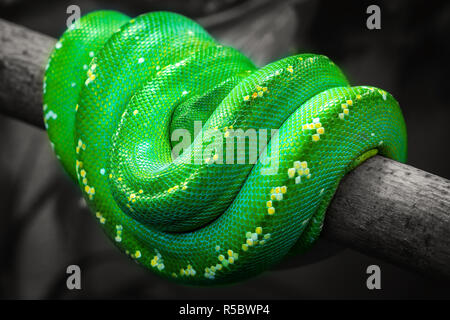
42 10 407 285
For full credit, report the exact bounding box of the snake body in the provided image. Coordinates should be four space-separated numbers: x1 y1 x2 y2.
43 11 407 285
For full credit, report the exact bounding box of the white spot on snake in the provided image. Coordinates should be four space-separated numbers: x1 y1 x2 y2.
115 225 123 241
55 42 62 49
89 51 94 57
100 168 105 175
45 110 57 121
138 57 145 64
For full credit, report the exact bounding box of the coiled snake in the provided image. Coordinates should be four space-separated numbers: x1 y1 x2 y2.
43 11 407 285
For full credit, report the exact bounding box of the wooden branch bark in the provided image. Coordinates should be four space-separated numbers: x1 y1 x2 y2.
324 156 450 279
0 19 53 128
1 18 449 280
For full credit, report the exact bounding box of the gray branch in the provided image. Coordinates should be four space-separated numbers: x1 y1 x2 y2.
1 18 449 279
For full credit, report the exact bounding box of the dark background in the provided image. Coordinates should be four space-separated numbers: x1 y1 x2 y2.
0 0 449 299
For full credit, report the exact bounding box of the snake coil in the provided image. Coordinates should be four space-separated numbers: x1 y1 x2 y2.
43 11 407 285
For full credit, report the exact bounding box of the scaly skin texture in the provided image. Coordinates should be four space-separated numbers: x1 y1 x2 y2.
43 11 407 285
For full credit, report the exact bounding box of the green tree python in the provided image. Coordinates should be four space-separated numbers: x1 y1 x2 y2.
43 10 407 285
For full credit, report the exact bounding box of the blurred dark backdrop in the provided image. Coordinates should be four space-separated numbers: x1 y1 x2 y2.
0 0 449 299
